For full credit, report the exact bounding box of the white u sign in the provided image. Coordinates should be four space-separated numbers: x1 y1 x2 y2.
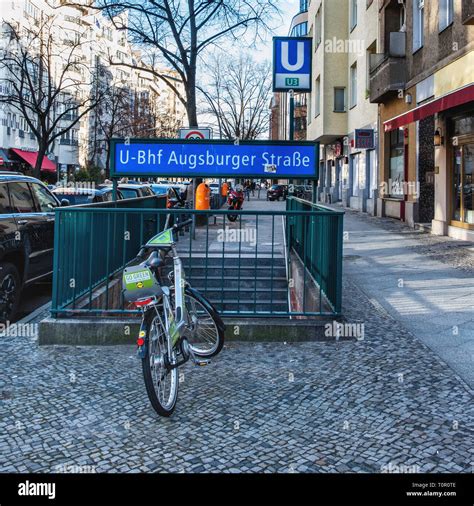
281 41 305 72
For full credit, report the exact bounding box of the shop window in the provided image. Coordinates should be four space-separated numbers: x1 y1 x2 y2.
453 144 474 225
389 128 405 198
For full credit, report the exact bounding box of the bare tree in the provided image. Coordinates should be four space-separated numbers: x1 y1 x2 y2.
199 54 272 140
63 0 278 128
0 18 101 179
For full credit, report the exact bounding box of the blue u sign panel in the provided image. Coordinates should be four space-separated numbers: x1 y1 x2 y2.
273 36 312 92
110 139 319 180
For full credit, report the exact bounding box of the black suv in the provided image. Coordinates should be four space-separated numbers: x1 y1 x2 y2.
266 184 287 201
0 172 63 322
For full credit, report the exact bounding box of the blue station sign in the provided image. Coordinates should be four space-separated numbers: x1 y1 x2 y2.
273 37 312 92
110 139 319 179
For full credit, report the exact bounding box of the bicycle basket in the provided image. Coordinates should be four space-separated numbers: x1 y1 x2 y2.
122 265 163 303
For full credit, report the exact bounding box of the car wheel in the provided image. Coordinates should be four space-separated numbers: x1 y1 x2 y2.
0 262 21 323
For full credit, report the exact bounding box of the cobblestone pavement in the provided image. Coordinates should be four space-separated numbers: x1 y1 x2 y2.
0 275 472 473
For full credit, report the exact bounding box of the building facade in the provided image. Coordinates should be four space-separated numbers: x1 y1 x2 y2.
370 0 474 240
306 0 379 211
0 0 185 180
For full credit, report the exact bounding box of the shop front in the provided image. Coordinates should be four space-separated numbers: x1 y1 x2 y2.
382 83 474 240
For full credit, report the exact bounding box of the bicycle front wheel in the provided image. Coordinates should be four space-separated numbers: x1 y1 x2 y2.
142 308 179 417
183 288 225 358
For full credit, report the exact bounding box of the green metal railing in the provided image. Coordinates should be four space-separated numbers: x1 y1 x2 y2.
51 199 343 318
286 197 344 314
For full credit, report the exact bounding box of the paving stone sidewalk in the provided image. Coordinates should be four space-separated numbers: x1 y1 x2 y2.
0 275 472 473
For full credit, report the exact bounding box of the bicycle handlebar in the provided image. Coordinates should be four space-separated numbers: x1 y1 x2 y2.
172 218 193 231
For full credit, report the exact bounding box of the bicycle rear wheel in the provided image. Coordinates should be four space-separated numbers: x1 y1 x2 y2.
142 308 179 417
183 288 225 358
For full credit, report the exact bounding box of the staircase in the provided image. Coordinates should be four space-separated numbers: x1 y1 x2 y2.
181 255 289 315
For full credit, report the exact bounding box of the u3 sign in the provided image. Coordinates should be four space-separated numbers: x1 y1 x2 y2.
273 37 312 92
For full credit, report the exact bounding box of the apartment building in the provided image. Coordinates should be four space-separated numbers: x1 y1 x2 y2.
306 0 378 212
0 0 185 180
370 0 474 240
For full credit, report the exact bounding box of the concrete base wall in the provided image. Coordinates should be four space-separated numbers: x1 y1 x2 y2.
431 219 448 236
38 317 352 345
384 200 402 219
447 225 474 242
405 201 419 228
349 196 364 212
366 198 376 216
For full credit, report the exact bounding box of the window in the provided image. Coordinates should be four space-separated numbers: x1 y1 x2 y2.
413 0 424 52
0 183 11 213
314 7 322 48
350 0 357 30
334 88 346 112
291 22 308 37
350 63 357 108
315 76 321 117
389 129 405 198
366 41 377 89
439 0 454 32
8 182 35 213
30 183 58 212
299 0 308 13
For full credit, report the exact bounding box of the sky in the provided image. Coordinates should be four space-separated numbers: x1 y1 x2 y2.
207 0 301 66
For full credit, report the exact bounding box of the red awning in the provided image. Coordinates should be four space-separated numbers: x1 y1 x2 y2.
11 148 57 173
384 84 474 132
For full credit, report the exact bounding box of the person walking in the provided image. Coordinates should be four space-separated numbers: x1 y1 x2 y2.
244 182 251 201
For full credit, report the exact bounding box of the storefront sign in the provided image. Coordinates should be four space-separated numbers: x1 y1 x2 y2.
355 129 375 150
110 139 319 179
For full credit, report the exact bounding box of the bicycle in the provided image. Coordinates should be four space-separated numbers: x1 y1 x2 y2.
122 219 225 417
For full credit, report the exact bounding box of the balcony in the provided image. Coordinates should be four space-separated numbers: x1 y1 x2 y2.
462 0 474 24
369 32 407 104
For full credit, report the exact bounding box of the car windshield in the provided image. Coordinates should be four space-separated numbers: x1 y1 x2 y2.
119 189 139 199
57 193 94 205
151 186 168 195
271 185 280 190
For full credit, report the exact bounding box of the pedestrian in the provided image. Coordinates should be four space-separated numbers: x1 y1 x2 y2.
244 182 251 201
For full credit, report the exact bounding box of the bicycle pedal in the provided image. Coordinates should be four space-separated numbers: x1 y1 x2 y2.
194 359 211 367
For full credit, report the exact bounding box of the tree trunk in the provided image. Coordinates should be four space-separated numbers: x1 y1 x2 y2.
186 70 198 128
34 143 47 180
105 144 111 179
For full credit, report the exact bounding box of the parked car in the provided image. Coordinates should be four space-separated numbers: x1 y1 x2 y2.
0 172 66 322
117 184 154 199
266 184 287 201
52 187 123 205
150 183 187 200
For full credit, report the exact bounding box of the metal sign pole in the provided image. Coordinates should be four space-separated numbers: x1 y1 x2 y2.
289 89 295 141
289 89 295 187
112 178 118 202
